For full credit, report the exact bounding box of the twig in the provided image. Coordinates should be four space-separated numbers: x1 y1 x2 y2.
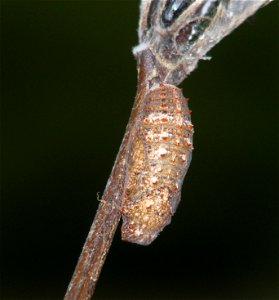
64 52 151 299
64 1 273 299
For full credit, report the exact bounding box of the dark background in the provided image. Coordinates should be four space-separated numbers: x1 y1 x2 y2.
1 1 278 299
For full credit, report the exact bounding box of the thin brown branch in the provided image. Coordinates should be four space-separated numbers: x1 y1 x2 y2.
64 54 150 299
63 201 120 300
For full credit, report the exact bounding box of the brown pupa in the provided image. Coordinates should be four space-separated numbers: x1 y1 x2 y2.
121 84 194 245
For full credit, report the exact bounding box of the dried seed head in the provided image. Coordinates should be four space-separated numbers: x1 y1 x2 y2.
134 0 272 85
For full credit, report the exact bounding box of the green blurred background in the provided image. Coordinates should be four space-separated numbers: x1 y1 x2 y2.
1 1 278 299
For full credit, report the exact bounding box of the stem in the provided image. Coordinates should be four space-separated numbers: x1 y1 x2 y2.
64 201 120 300
64 123 129 299
64 53 150 300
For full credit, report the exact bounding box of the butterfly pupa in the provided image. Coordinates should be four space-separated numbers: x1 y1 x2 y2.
121 84 193 245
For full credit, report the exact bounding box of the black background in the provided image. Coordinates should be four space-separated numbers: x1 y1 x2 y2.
1 1 278 299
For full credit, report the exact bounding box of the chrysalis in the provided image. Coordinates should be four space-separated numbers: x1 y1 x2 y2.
121 84 193 245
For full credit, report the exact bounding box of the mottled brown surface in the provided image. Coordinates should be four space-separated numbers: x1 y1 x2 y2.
121 84 193 245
